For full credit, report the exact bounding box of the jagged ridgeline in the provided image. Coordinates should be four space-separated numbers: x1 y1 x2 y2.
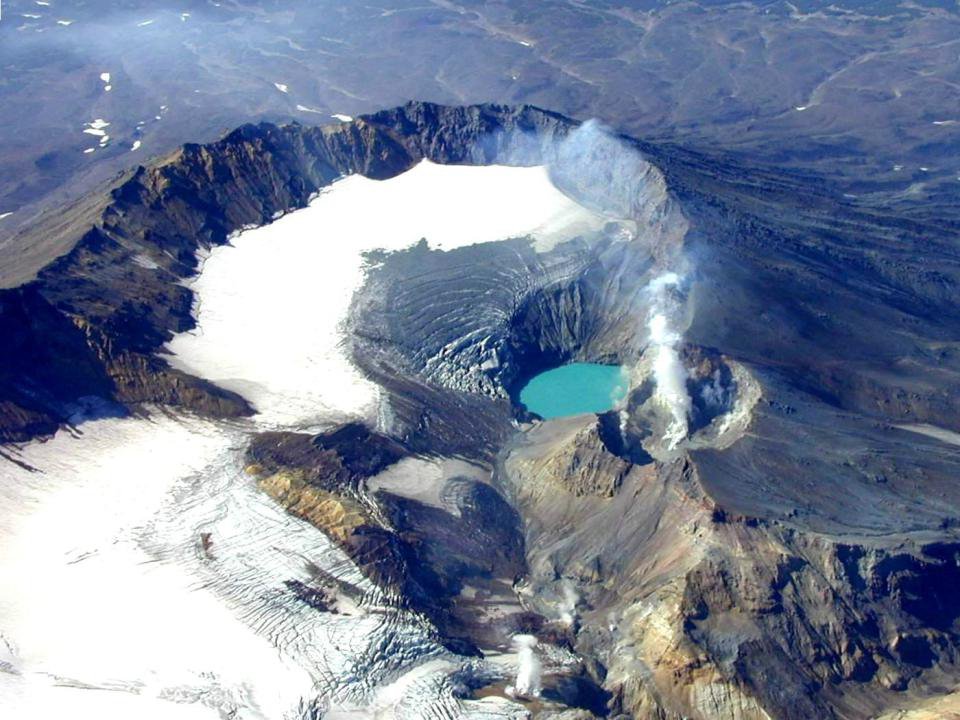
4 101 960 719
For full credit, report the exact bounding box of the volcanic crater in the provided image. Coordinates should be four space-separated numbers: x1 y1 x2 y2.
4 102 960 719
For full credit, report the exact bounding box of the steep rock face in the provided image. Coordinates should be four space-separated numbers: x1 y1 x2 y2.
248 423 408 493
505 415 631 499
258 471 369 545
246 424 415 592
675 531 960 718
0 286 115 440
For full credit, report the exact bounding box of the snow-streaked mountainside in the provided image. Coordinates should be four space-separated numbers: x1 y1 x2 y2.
0 411 531 719
1 414 317 719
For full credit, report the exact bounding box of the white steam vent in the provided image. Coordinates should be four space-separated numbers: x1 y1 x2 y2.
505 634 542 699
542 118 688 263
614 266 761 459
645 272 691 448
559 579 580 627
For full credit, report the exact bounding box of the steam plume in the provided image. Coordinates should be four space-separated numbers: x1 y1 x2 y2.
506 634 542 699
559 579 579 627
646 272 690 448
542 118 694 450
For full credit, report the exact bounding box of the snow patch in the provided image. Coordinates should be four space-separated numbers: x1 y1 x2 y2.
274 82 289 93
367 457 488 515
133 253 158 269
897 423 960 447
331 113 353 122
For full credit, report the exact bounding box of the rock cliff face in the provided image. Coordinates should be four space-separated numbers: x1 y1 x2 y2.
5 101 960 719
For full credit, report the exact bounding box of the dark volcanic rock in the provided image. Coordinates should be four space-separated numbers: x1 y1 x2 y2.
247 422 407 493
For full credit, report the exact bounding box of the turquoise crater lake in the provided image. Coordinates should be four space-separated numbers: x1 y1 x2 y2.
518 363 629 419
